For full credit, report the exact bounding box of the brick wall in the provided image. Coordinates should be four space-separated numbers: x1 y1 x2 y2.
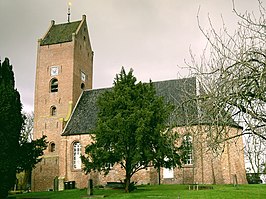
32 156 59 191
55 125 247 190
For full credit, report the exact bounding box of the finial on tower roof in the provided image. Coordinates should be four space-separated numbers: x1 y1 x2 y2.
67 2 72 23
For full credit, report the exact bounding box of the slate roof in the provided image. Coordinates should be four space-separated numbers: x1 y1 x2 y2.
63 87 111 136
152 78 198 126
62 77 239 136
40 21 81 46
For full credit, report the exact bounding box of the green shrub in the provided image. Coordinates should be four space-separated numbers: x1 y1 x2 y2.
246 173 262 184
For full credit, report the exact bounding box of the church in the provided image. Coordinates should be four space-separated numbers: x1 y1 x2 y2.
32 15 247 192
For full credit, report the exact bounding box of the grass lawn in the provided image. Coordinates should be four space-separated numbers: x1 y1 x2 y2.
8 184 266 199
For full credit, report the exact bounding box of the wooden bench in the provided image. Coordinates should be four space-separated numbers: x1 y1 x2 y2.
188 184 213 190
188 184 199 190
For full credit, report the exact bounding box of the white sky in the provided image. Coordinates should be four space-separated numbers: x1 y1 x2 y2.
0 0 263 112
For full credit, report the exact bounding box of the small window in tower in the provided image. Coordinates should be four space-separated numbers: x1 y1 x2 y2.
51 106 57 116
83 36 86 41
81 83 85 90
50 142 56 152
50 78 58 92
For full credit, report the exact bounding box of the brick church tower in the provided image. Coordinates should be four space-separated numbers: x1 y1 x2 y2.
32 15 93 191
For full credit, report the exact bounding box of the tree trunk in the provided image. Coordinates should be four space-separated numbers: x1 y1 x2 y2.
158 166 161 185
23 170 31 191
124 172 131 193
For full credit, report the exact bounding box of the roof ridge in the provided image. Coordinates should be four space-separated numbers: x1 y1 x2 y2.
53 20 81 27
84 77 196 92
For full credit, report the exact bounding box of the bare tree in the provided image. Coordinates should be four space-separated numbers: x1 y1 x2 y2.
245 133 266 174
17 112 34 191
187 0 266 143
21 112 34 142
181 1 266 181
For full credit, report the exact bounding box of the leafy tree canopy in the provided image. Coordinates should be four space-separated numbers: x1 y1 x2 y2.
82 67 181 192
17 135 47 173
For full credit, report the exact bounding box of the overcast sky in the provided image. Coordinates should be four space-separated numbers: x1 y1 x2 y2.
0 0 263 112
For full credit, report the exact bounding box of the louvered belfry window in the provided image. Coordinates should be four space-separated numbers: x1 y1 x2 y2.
50 78 58 92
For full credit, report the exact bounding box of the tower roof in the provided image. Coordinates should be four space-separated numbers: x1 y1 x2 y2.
40 20 81 46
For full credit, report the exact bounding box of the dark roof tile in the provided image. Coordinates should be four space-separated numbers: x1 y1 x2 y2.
40 21 81 46
63 78 197 136
62 77 240 136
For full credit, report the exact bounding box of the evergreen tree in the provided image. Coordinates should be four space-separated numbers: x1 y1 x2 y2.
82 67 181 192
0 58 24 198
0 58 47 197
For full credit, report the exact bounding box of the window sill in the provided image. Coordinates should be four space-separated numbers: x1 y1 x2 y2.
182 164 194 168
71 168 83 172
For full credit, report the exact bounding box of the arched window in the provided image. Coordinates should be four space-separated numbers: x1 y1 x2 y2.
182 135 193 165
73 142 81 169
81 83 85 89
50 142 56 152
50 106 57 116
50 78 58 92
